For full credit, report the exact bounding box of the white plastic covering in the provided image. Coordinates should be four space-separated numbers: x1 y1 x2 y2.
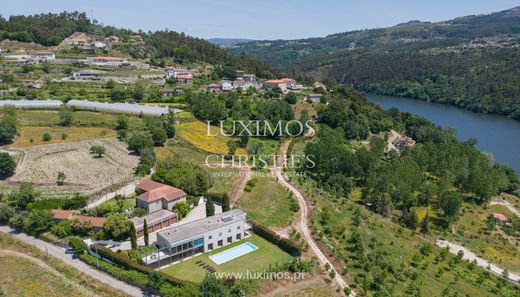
0 99 176 116
67 100 172 116
0 99 63 108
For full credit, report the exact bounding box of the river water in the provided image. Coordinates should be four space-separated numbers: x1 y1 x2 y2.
367 94 520 174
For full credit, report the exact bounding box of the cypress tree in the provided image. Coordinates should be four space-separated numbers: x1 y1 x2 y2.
206 198 215 217
222 193 230 212
130 223 137 250
143 219 149 246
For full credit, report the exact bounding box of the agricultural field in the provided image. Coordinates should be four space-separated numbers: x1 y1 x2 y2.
9 138 139 197
292 101 318 119
0 232 127 297
17 110 145 129
13 126 116 147
239 176 297 228
161 234 291 283
177 119 247 156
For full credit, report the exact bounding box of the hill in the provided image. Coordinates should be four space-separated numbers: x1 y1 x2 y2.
231 6 520 119
0 11 274 77
207 38 253 46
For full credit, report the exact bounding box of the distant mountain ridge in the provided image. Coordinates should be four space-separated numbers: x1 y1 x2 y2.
230 6 520 120
207 38 253 47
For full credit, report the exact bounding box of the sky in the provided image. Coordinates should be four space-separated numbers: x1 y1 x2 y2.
2 0 520 40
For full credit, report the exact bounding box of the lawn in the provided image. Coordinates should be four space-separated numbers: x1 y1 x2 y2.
177 119 247 156
239 176 296 228
161 233 291 283
208 167 239 195
12 126 116 148
0 232 127 297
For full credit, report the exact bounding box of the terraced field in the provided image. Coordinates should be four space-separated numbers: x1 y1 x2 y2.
177 119 247 156
10 138 139 197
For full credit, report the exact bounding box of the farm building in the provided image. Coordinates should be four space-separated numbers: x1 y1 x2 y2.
135 180 187 213
51 209 106 231
130 209 178 238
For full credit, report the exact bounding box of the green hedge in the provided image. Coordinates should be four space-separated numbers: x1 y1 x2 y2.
250 220 302 256
28 195 88 210
68 237 86 254
92 244 191 287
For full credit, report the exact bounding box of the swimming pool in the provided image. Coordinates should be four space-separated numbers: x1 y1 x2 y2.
209 242 258 265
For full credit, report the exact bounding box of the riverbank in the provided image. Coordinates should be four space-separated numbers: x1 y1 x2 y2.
368 94 520 175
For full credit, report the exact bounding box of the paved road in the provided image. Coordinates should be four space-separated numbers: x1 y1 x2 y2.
273 140 355 296
436 239 520 283
0 226 144 297
0 249 101 297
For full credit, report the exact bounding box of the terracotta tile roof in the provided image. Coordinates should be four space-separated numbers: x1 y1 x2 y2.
492 212 508 222
51 210 106 228
136 180 187 203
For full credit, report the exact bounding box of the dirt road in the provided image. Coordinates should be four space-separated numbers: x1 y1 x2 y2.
272 140 355 296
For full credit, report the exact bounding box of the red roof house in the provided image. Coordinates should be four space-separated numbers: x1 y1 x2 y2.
492 212 508 222
51 209 106 230
136 180 187 213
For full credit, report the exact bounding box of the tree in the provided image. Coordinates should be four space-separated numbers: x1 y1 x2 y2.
206 198 215 217
23 209 54 236
56 171 66 186
103 214 132 240
439 191 462 223
284 92 298 104
42 132 52 142
130 223 137 249
420 213 430 234
90 145 106 158
143 219 149 246
58 106 74 126
132 82 145 101
127 133 153 155
151 127 167 146
174 201 190 219
116 115 129 130
0 202 15 223
239 135 249 148
0 106 18 145
15 183 38 209
222 193 230 212
0 152 16 179
199 274 229 297
227 140 237 156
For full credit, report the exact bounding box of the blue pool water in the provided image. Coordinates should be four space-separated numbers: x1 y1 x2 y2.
209 242 258 265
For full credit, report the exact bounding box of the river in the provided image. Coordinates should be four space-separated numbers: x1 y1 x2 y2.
367 94 520 175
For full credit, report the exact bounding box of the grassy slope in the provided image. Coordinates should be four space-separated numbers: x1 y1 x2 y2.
161 234 291 283
239 176 296 228
0 232 127 297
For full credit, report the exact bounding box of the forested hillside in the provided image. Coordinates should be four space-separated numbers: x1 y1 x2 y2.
232 6 520 119
0 12 274 77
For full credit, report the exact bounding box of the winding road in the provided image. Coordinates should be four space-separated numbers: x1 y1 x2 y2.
272 140 355 296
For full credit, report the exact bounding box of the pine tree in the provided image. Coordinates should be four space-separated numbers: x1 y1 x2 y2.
130 223 137 250
206 198 215 217
420 213 430 234
143 219 149 246
222 193 230 212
